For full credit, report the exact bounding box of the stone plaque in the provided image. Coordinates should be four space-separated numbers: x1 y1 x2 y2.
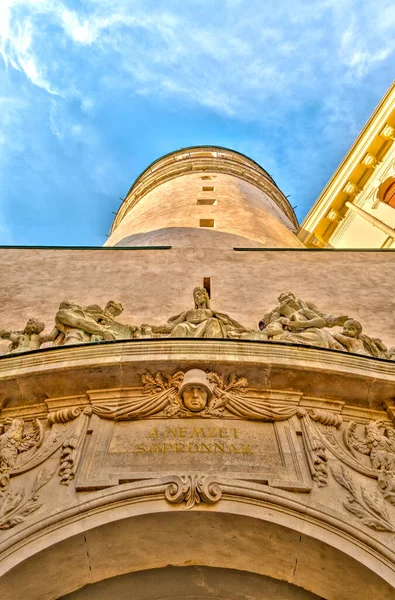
76 415 311 491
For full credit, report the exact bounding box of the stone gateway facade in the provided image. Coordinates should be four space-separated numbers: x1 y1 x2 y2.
0 143 395 599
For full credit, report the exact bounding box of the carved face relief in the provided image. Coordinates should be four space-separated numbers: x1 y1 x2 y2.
342 320 361 338
182 385 209 412
24 318 45 335
193 289 208 308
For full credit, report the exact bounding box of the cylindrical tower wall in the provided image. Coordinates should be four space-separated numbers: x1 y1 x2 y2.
105 147 301 248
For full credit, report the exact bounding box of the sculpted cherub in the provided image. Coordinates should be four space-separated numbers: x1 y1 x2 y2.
333 319 366 355
0 318 57 353
151 287 248 339
0 418 43 489
334 320 389 358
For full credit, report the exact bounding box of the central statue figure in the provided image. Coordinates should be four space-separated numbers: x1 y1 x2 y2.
152 287 247 338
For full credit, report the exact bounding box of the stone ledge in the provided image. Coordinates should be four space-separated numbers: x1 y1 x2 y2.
0 339 394 410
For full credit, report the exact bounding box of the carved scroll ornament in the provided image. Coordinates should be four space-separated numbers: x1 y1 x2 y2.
297 409 342 487
0 405 94 531
165 474 222 509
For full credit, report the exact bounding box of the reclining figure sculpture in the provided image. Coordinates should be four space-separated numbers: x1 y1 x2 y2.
0 290 393 360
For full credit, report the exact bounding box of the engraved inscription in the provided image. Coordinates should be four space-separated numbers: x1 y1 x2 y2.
76 415 311 492
117 425 253 456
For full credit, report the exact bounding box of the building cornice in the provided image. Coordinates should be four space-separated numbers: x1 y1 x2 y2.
1 339 394 413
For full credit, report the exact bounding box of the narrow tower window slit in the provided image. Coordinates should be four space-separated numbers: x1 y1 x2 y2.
197 198 216 205
200 219 215 228
203 278 211 298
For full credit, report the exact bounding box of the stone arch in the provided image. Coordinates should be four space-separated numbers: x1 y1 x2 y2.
61 566 323 600
0 496 393 600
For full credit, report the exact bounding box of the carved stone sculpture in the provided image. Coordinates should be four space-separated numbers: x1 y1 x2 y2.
91 369 302 421
0 318 57 353
1 291 394 359
334 320 389 358
0 418 43 489
259 292 347 350
0 466 55 530
52 300 120 345
333 319 367 354
85 300 137 341
331 464 395 533
179 369 213 413
151 287 248 339
345 420 395 503
387 346 395 360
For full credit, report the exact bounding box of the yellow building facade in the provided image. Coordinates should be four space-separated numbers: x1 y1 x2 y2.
299 81 395 248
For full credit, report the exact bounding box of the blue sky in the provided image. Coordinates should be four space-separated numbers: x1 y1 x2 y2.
0 0 394 246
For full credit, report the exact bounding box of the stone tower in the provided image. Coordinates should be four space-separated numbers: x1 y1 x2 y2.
106 146 301 248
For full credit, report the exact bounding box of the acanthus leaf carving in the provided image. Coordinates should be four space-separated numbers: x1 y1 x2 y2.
0 465 56 530
165 474 222 509
331 464 395 533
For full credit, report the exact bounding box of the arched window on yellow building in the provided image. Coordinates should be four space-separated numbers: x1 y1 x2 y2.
383 180 395 208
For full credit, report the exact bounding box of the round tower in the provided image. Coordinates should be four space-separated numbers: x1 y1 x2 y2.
105 146 302 248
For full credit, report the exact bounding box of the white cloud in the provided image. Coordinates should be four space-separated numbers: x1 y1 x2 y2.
0 1 63 95
81 97 95 113
1 0 394 118
0 0 395 236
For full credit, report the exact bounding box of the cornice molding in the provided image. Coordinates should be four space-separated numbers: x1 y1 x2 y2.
0 339 394 412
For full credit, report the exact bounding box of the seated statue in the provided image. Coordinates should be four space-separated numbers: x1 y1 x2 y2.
0 318 57 353
259 292 348 350
151 287 248 339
